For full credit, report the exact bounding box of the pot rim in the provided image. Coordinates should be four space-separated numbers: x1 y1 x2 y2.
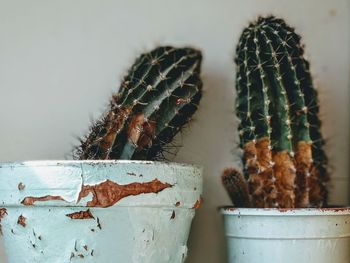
0 160 202 171
0 160 203 208
220 206 350 216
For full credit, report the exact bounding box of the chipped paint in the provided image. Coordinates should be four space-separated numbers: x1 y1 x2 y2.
318 207 350 212
18 182 25 191
222 207 237 211
170 211 176 219
0 161 203 262
21 195 66 206
66 209 95 219
17 215 26 227
96 217 102 229
0 208 7 219
192 195 203 209
0 208 7 235
77 179 172 208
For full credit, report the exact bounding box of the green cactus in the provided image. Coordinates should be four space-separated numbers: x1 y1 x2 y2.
74 46 202 160
226 16 328 208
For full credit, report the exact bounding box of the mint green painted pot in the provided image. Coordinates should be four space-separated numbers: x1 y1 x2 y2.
0 161 202 263
221 207 350 263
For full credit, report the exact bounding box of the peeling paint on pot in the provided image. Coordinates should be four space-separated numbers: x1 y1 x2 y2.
221 207 350 263
0 160 202 263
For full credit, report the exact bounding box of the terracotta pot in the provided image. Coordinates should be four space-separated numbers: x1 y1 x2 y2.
0 161 202 262
221 207 350 263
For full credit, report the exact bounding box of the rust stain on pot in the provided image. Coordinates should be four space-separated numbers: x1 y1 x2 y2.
17 215 26 227
175 201 181 207
277 207 350 213
0 208 7 219
77 179 172 208
319 207 350 212
0 208 7 235
21 195 66 206
66 209 95 220
277 208 293 212
223 207 237 211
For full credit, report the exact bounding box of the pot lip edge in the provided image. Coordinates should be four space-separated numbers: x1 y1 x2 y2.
0 159 203 172
219 206 350 215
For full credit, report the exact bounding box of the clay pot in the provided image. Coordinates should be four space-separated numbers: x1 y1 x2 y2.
221 207 350 263
0 161 202 262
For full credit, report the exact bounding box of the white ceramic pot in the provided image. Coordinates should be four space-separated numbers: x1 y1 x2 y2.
221 207 350 263
0 161 202 263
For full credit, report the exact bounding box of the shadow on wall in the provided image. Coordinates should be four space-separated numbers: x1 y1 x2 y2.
173 69 239 263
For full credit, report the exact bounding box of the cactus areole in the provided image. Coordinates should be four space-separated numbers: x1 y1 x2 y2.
234 16 328 208
74 46 202 161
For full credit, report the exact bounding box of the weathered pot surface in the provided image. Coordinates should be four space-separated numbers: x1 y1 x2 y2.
0 160 203 263
221 207 350 263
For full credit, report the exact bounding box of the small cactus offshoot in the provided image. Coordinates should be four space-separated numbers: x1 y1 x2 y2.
222 168 251 207
223 16 328 208
74 46 202 160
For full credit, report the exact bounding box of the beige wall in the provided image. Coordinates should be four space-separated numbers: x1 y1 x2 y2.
0 0 349 262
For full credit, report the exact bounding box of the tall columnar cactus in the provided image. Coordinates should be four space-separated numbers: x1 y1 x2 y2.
225 16 328 208
74 46 202 160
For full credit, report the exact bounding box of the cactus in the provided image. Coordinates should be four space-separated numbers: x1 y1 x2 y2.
226 16 328 208
222 168 251 207
74 46 202 160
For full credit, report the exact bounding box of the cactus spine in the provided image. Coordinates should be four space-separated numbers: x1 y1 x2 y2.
74 46 202 160
231 16 328 208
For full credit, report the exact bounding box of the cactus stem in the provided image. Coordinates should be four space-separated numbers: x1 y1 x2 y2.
233 16 328 208
75 46 202 161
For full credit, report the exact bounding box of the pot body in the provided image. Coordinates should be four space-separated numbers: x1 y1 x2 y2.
0 161 202 263
221 207 350 263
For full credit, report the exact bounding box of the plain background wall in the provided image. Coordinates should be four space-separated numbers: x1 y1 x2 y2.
0 0 349 262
